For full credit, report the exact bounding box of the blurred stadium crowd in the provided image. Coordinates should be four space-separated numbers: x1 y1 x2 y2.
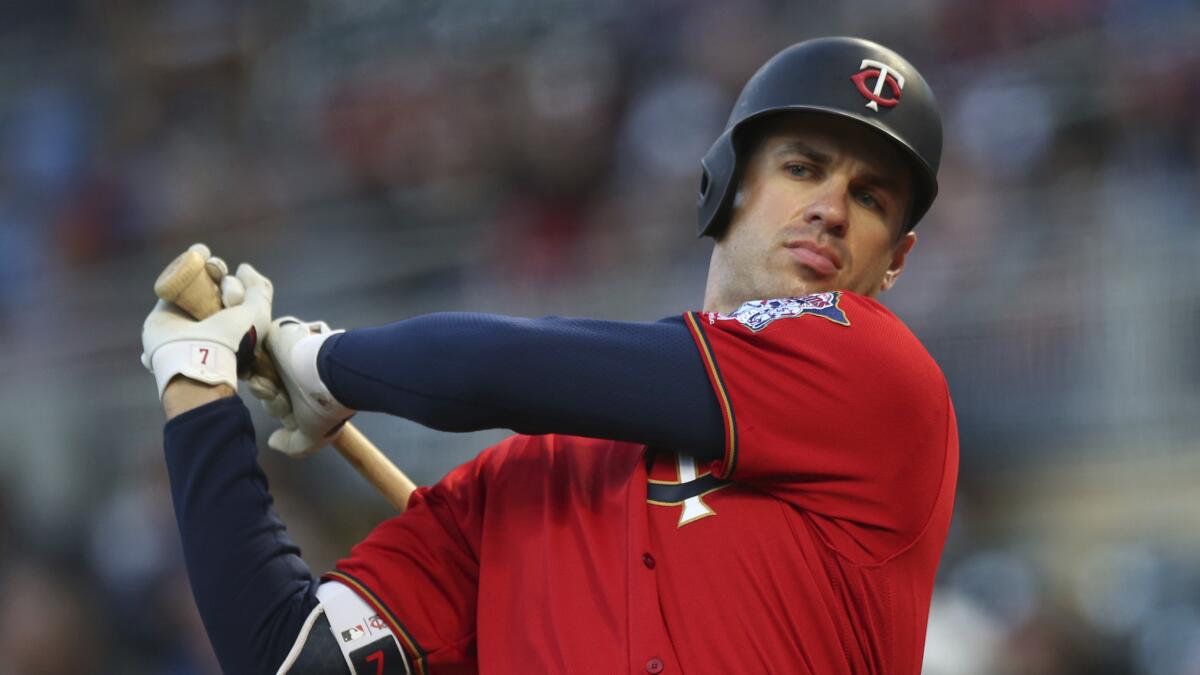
1 0 1199 673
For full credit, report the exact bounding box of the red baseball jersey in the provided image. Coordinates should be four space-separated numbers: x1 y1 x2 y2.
325 291 958 674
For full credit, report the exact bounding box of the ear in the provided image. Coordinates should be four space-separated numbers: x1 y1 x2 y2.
879 231 916 292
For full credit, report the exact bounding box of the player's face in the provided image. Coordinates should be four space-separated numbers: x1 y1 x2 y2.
704 114 916 313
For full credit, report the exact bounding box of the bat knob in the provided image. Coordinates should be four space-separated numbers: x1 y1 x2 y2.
154 250 222 319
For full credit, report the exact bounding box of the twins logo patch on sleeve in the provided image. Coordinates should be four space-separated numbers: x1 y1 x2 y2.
715 292 849 331
317 581 411 674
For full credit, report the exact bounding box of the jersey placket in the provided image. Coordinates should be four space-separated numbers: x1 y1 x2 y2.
626 449 681 674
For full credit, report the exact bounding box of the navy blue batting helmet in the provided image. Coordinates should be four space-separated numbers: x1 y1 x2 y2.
697 37 943 237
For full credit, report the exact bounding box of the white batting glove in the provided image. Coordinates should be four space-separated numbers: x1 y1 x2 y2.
141 260 273 398
248 317 355 458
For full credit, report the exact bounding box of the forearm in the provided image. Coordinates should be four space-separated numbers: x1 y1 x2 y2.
318 313 726 458
163 394 320 673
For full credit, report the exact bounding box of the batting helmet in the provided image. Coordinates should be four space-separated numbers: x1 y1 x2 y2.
697 37 942 237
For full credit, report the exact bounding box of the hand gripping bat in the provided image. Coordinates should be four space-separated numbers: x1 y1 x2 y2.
154 249 417 512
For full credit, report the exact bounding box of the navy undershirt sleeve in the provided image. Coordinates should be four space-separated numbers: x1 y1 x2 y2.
164 396 323 674
318 313 726 460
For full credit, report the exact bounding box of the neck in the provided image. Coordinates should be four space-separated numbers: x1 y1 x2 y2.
701 253 738 314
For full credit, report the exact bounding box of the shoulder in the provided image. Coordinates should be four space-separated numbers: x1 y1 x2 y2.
699 291 858 332
693 291 942 380
698 291 911 339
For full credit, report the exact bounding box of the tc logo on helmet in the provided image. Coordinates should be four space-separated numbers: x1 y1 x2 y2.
851 59 905 112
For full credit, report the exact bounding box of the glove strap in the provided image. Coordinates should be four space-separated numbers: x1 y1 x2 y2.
151 340 238 398
289 330 354 420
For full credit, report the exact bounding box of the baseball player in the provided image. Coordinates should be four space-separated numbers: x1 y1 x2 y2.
141 37 957 674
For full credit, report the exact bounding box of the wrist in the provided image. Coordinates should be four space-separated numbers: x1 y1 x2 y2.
289 330 353 419
163 378 237 420
150 340 238 397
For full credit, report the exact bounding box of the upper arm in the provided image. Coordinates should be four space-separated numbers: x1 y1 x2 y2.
685 293 954 559
279 609 354 674
471 314 725 456
321 313 726 459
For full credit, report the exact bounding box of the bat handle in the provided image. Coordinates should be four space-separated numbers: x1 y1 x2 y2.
153 250 417 511
333 423 418 511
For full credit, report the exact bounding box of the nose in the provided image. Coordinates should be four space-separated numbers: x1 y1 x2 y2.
801 179 849 237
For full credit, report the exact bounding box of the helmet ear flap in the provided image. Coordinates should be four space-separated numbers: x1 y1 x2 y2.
697 130 738 238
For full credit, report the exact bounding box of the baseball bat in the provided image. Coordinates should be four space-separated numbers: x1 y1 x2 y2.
154 249 417 512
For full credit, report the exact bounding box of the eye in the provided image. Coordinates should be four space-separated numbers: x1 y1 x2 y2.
784 163 813 178
854 190 883 212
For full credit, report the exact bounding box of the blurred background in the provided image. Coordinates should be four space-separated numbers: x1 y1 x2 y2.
1 0 1198 672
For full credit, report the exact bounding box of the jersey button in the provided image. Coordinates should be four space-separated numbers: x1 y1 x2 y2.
645 658 665 673
642 552 656 569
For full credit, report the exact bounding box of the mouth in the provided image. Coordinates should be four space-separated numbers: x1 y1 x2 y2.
783 240 841 277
